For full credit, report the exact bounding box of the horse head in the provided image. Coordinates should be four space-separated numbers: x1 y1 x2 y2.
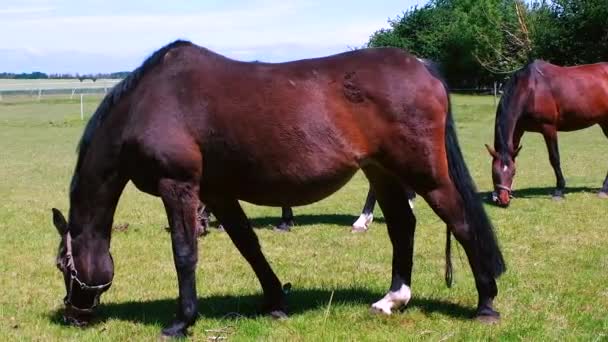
485 144 522 207
52 208 114 326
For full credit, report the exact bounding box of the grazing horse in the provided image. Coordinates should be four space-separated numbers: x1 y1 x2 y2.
51 40 505 337
486 60 608 207
199 187 416 233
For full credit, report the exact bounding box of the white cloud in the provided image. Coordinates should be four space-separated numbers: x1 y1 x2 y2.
1 1 381 56
0 6 53 15
0 0 415 72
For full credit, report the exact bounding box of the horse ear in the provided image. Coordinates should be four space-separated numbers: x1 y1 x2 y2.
514 145 523 157
484 144 498 158
52 208 68 235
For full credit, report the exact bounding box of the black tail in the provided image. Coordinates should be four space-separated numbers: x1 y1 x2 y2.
444 91 506 279
445 228 453 288
424 61 506 281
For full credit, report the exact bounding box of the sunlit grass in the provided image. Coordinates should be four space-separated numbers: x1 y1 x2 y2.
1 95 606 340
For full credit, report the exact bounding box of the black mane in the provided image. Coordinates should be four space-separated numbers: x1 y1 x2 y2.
495 61 535 163
70 39 193 193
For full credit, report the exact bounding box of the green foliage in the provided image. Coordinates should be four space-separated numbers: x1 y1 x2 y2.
0 71 50 79
530 0 608 65
368 0 607 87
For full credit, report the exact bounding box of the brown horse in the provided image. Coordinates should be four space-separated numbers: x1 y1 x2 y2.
486 60 608 207
51 40 505 337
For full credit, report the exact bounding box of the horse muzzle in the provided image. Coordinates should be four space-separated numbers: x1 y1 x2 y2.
492 185 513 207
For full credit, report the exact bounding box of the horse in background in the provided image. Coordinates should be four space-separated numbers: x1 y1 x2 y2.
198 187 416 234
51 40 505 337
486 60 608 207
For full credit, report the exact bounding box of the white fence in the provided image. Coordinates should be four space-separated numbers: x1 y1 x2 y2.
0 79 122 100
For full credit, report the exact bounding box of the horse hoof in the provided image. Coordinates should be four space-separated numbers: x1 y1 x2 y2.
551 195 564 201
269 310 288 320
598 192 608 199
476 314 500 324
475 307 500 324
369 305 391 315
273 224 291 232
161 320 189 338
351 226 368 233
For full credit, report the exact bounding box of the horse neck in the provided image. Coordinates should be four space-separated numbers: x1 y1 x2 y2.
69 139 127 244
494 81 527 158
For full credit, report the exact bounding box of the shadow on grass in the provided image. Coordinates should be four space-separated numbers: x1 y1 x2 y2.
49 287 474 327
248 214 386 229
480 186 601 206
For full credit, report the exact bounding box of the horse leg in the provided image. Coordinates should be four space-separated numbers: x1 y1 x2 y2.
598 123 608 198
405 188 416 209
419 183 500 321
196 203 209 236
209 199 287 317
541 125 566 199
364 168 415 314
275 207 294 232
158 179 201 337
352 187 376 232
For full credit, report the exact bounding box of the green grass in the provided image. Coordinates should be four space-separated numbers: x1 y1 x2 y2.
1 95 607 341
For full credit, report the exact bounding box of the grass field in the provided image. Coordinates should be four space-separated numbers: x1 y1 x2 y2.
1 94 606 341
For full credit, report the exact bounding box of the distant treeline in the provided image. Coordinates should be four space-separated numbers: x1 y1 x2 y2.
0 72 130 80
367 0 608 88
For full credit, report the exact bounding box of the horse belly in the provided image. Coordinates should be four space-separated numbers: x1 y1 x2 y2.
201 148 361 207
239 168 359 207
557 110 607 131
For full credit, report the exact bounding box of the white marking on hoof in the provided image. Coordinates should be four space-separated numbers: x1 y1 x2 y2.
408 199 415 209
371 284 411 315
352 213 373 231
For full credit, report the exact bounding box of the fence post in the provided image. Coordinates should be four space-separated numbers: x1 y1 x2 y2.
80 94 84 120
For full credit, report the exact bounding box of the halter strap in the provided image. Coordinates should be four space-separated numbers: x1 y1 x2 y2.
63 231 112 311
494 184 512 193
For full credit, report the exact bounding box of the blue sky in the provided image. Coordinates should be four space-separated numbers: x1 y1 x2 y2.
0 0 429 73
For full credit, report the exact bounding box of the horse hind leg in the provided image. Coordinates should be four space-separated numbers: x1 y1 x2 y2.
418 180 502 321
274 207 294 232
352 187 377 232
208 198 287 317
363 166 415 314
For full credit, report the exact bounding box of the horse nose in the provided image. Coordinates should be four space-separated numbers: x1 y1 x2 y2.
497 191 511 207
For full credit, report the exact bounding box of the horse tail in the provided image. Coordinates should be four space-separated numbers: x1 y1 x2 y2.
445 227 453 288
423 61 506 282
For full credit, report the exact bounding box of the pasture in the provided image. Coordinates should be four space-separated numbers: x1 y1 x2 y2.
0 94 606 340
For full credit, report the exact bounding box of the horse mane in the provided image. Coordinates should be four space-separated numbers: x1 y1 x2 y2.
495 60 538 163
70 39 193 192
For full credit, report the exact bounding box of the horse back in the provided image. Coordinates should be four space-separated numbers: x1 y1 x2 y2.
529 61 608 129
126 44 446 204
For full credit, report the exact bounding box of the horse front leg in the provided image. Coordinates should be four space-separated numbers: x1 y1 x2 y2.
159 179 201 337
541 125 566 199
209 199 287 317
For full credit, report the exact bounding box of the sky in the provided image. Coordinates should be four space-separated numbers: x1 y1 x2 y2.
0 0 429 73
